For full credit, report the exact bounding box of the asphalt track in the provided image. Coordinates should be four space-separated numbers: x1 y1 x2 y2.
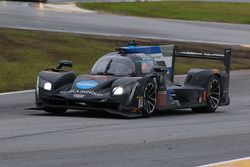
47 0 250 2
1 1 250 45
1 1 250 166
0 70 250 167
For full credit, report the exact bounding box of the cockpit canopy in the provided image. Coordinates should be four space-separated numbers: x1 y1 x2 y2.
91 54 136 76
91 52 156 76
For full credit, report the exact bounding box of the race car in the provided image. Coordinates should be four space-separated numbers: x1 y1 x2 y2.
34 42 231 117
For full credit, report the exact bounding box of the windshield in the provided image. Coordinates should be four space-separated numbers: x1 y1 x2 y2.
91 56 135 76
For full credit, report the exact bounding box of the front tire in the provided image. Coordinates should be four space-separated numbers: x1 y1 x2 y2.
44 107 67 115
192 75 221 113
142 79 157 117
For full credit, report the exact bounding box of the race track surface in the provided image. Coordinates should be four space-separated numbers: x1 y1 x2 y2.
1 1 250 166
1 1 250 45
47 0 250 2
0 70 250 167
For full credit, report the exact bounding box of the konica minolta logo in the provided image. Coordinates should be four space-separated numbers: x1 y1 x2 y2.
76 80 98 89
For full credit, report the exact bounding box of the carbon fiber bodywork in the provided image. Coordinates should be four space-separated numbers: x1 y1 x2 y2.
36 70 155 117
35 44 231 117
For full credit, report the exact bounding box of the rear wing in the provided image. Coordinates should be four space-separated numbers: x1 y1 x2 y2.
153 45 231 82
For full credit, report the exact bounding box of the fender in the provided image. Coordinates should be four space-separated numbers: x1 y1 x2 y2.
184 68 230 106
184 68 218 88
38 70 76 91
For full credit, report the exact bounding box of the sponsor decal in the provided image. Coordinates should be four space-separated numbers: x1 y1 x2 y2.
131 108 139 113
157 91 167 107
60 90 103 97
76 102 87 106
76 80 98 89
136 96 143 108
73 94 85 98
88 75 110 80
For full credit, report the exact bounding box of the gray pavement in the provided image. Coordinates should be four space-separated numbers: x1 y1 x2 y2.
1 1 250 45
0 70 250 167
47 0 250 3
1 1 250 166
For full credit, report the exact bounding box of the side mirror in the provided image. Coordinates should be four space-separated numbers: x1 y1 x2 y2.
56 60 73 69
153 66 168 73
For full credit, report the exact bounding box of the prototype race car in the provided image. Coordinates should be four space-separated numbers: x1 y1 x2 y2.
34 43 231 117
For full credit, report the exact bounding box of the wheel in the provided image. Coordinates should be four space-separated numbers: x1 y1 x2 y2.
44 107 67 115
142 79 157 117
192 75 221 113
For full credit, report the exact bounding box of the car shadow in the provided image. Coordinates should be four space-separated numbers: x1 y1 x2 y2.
27 108 226 119
28 110 127 119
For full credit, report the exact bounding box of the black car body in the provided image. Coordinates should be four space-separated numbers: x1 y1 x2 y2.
35 44 231 117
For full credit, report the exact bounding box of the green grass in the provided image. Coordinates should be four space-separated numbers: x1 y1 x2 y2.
0 29 122 92
0 28 250 93
78 1 250 24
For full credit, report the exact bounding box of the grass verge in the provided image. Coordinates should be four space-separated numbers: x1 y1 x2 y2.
78 1 250 24
0 28 250 92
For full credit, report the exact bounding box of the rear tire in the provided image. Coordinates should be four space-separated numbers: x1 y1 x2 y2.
44 107 67 115
142 79 157 117
192 75 221 113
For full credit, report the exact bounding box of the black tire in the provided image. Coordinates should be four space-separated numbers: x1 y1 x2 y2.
44 107 67 115
192 75 221 113
142 79 157 117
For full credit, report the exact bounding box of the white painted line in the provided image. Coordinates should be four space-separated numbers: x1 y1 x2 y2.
197 156 250 167
0 90 35 96
36 3 95 14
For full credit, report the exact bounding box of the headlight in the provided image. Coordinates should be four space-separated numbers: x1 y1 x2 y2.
44 82 52 91
38 77 52 91
112 86 123 95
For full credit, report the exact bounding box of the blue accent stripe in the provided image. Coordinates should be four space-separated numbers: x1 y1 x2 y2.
167 67 173 75
120 46 161 54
